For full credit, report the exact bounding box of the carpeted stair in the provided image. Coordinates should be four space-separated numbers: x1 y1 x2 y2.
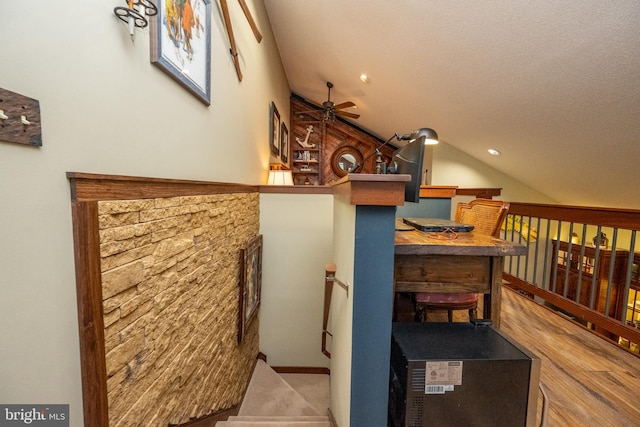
216 360 330 427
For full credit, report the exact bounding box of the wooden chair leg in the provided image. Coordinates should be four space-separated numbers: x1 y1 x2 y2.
447 309 453 323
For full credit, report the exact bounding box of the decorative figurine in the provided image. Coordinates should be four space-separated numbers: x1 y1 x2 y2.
296 125 316 148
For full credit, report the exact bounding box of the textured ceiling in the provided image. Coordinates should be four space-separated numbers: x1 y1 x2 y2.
264 0 640 209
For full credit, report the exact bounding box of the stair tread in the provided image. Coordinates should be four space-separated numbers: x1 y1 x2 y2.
238 360 321 417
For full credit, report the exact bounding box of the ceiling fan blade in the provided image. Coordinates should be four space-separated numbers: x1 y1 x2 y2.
336 111 360 119
333 101 356 110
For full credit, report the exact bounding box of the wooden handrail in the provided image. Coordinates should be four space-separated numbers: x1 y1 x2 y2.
508 202 640 230
322 263 335 358
322 263 351 358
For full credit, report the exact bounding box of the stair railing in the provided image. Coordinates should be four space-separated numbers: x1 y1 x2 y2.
500 202 640 354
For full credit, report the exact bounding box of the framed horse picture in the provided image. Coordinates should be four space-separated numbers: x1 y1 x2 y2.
238 235 262 343
150 0 211 105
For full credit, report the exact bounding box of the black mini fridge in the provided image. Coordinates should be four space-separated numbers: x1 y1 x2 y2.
388 322 540 427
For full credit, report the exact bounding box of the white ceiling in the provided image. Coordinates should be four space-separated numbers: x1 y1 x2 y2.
263 0 640 209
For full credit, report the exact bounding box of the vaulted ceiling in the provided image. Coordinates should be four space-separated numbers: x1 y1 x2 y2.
264 1 640 209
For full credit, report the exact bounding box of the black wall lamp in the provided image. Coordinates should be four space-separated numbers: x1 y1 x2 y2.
114 0 158 41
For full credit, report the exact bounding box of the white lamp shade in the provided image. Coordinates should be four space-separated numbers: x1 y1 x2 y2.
267 170 294 185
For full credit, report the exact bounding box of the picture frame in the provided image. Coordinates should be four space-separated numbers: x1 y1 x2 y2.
280 122 289 164
270 102 280 156
238 234 263 343
150 0 212 105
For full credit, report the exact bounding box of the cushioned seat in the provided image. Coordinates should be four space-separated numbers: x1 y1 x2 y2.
414 292 479 322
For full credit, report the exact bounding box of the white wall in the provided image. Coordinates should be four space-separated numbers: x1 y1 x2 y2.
259 193 333 367
432 141 557 217
327 198 356 427
0 1 289 424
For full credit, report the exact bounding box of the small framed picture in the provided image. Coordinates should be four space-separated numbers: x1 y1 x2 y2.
270 102 280 156
280 122 289 164
238 235 262 342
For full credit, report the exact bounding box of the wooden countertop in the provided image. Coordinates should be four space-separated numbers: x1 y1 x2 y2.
394 222 527 256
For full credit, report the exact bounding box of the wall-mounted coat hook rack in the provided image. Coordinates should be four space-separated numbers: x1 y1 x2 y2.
0 88 42 147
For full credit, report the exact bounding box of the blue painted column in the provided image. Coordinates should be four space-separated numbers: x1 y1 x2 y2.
329 174 409 427
350 205 397 426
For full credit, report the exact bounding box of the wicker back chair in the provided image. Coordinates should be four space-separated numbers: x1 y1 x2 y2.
455 199 510 238
414 199 510 322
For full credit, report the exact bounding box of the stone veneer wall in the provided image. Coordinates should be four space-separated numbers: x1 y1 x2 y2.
98 192 259 425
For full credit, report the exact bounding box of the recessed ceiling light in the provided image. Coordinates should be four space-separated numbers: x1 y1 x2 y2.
488 149 501 156
359 74 369 83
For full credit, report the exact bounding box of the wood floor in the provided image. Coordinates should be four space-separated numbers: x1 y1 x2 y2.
498 287 640 426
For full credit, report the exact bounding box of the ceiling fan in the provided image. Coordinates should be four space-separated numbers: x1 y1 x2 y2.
299 82 360 121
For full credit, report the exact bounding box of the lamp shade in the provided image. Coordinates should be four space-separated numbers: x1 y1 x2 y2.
398 128 439 145
267 170 294 185
417 128 439 145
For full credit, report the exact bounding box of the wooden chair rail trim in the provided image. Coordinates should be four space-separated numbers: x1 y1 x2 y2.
262 185 502 197
259 185 333 194
508 202 640 230
67 172 258 202
504 273 640 352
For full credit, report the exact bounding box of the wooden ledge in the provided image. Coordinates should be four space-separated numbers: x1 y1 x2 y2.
67 172 257 202
419 185 458 198
455 188 502 198
259 185 333 194
331 173 410 206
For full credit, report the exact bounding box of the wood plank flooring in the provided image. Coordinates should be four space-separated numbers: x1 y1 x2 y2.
499 286 640 426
